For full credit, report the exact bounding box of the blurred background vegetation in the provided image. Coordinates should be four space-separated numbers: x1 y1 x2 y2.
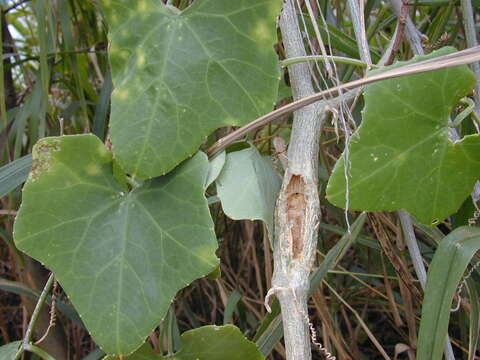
0 0 479 359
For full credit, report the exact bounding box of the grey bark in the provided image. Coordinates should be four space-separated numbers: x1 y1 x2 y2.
269 1 326 359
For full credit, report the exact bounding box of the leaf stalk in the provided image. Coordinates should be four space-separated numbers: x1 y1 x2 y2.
14 273 55 360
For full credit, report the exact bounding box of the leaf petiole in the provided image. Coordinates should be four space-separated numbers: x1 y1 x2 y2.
450 97 475 127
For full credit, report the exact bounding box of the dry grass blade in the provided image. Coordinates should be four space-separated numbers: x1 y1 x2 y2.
323 280 392 360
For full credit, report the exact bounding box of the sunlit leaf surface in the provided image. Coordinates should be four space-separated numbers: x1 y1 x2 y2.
14 135 219 355
216 144 281 243
104 325 264 360
327 48 479 225
103 0 281 178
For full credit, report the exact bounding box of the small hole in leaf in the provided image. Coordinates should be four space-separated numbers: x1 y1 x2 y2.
431 219 439 225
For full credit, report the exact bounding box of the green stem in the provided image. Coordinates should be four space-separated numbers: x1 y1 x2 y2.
14 273 55 360
280 55 380 69
450 97 475 127
23 344 57 360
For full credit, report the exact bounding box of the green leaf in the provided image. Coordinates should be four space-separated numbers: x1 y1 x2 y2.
0 341 21 360
0 155 32 198
277 78 292 102
167 325 264 360
103 0 282 178
223 290 242 325
216 144 282 243
205 151 226 188
93 70 113 140
104 325 264 360
14 135 219 355
315 23 381 64
417 226 480 360
453 197 476 228
205 264 221 280
82 348 106 360
326 47 479 225
103 343 156 360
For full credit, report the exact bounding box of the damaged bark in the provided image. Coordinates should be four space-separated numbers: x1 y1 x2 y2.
286 175 307 259
267 1 328 359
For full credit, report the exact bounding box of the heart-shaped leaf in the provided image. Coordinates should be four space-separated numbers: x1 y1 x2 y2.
205 151 226 188
0 341 21 360
103 0 282 178
14 135 219 355
104 325 264 360
216 144 282 244
165 325 264 360
326 47 480 225
104 343 156 360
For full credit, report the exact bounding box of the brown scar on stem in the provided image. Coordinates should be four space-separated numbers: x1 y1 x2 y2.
286 175 307 259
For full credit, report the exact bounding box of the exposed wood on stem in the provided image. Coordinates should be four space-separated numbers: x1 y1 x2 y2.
267 1 326 359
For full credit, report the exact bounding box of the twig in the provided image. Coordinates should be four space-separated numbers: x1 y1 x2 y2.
323 280 391 360
347 0 372 66
386 0 409 65
35 279 58 345
398 211 427 289
345 0 371 232
14 273 55 360
390 0 425 55
3 0 31 13
303 0 334 78
0 209 17 215
369 214 421 299
281 55 377 69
